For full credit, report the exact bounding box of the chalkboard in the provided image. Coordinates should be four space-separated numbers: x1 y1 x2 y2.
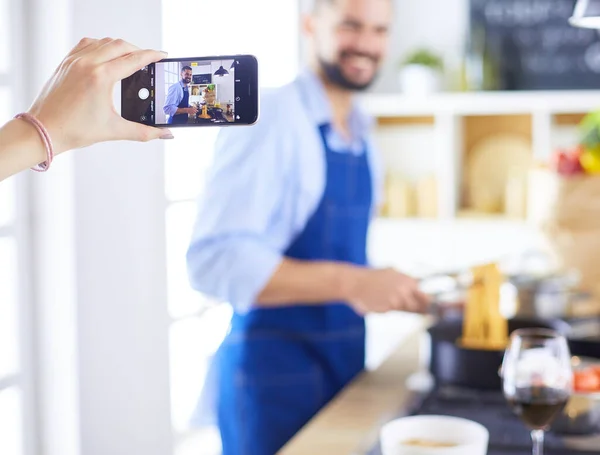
193 73 212 84
470 0 600 90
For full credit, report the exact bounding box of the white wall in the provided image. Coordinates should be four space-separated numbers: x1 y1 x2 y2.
24 1 80 454
24 1 173 455
70 0 172 453
192 64 212 75
372 0 468 93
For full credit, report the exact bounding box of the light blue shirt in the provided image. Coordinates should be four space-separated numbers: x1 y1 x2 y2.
164 80 188 118
186 68 383 313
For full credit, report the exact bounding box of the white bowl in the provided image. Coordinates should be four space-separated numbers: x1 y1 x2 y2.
380 415 489 455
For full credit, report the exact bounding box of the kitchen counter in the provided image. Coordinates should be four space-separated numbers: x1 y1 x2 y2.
277 315 431 455
277 314 600 455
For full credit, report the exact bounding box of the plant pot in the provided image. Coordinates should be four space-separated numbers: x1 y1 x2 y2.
398 64 442 95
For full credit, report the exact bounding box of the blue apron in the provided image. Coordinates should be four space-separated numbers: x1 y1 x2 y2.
168 83 189 124
216 123 372 455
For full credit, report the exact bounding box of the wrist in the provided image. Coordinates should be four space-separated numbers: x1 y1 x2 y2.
8 117 48 160
335 263 365 303
28 108 68 156
0 118 50 180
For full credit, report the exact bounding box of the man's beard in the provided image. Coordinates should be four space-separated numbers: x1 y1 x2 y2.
318 54 379 91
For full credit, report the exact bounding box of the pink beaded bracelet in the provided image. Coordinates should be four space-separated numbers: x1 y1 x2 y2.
14 112 54 172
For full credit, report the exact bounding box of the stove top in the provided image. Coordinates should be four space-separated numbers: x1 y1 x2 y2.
366 386 600 455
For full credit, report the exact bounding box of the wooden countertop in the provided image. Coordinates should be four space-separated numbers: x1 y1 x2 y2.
277 316 432 455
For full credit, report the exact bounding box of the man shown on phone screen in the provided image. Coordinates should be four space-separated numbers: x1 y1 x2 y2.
164 65 197 124
186 0 431 454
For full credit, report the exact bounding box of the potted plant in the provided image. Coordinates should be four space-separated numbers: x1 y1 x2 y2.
398 49 444 95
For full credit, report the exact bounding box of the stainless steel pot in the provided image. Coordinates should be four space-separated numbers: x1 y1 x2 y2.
509 272 583 319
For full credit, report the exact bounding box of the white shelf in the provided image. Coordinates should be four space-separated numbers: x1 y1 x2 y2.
368 90 600 221
368 216 546 275
361 90 600 117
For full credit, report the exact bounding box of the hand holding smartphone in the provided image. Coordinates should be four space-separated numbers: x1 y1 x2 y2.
121 54 259 127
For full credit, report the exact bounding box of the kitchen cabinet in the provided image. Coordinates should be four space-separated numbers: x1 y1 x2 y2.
362 90 600 274
363 90 600 222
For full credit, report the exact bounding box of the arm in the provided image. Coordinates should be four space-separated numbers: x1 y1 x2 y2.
163 83 183 116
256 257 432 315
0 37 171 182
255 258 363 306
186 116 294 313
0 119 48 181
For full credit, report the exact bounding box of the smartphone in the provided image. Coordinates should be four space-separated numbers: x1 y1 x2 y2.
121 54 258 127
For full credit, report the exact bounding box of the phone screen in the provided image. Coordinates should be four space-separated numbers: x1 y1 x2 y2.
121 54 258 127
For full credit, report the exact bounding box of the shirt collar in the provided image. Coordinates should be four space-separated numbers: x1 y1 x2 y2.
295 67 373 135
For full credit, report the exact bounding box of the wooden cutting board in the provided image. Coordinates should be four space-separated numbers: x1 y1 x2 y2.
466 134 532 214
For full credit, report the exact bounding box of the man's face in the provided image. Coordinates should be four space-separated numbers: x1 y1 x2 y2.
307 0 392 91
181 69 193 84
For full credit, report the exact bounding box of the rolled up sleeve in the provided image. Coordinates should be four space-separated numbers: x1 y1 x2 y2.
186 118 292 313
164 82 182 117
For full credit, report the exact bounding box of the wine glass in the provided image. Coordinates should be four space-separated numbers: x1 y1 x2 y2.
501 328 573 455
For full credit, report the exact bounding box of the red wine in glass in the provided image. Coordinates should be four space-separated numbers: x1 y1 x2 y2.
501 328 573 455
507 386 570 430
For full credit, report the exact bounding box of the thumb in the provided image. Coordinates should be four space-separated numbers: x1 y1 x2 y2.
117 119 173 142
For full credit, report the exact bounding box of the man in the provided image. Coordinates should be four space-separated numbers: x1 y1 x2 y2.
186 0 430 454
163 65 197 124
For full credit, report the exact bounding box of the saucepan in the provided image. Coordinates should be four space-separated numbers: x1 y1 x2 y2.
426 316 572 390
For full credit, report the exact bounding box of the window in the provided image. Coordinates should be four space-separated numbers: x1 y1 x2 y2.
0 0 30 453
161 1 300 453
0 0 9 75
164 62 180 97
165 62 180 84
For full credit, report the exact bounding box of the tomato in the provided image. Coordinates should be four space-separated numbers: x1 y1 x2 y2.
574 368 600 392
554 147 585 175
590 365 600 380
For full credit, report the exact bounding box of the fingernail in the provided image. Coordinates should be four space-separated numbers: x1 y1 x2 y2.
160 51 168 56
160 133 174 140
